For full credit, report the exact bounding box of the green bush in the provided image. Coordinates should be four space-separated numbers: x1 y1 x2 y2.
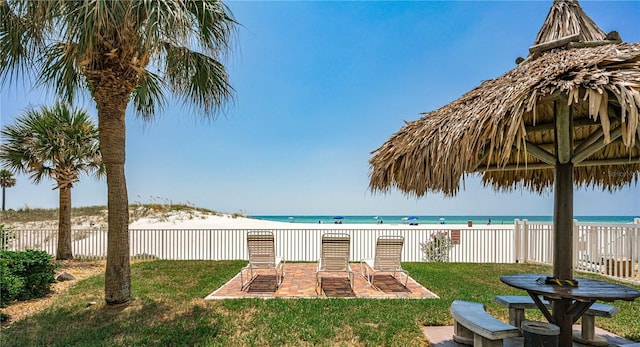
0 250 57 307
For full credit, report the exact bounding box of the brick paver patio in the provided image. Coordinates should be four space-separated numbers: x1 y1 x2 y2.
205 263 439 299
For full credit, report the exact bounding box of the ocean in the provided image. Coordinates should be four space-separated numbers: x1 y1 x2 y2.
250 215 639 225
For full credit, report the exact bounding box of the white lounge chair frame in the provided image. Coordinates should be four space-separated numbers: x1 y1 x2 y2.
241 231 285 291
316 233 353 294
360 235 409 289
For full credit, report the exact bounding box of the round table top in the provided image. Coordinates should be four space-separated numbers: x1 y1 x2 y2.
500 273 640 302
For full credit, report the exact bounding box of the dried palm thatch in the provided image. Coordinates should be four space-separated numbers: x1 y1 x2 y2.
534 0 605 44
369 0 640 198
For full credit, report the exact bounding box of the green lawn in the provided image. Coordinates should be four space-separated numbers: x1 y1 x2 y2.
1 261 639 346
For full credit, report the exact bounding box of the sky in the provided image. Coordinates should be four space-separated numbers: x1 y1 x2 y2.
1 1 639 217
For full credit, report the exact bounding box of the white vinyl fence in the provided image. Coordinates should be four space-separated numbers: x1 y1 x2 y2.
515 218 640 283
2 219 639 283
1 227 515 263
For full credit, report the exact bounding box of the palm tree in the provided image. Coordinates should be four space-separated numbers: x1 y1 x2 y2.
0 169 16 211
0 102 103 260
0 1 237 305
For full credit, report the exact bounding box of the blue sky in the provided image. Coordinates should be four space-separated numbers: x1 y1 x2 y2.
1 1 639 216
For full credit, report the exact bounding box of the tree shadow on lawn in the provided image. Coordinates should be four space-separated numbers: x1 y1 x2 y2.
0 300 226 346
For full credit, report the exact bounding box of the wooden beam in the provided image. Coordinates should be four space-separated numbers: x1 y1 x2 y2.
472 150 491 171
572 126 623 164
522 141 556 166
573 116 620 155
475 157 639 172
476 163 552 172
534 91 562 106
555 99 572 164
576 157 640 166
525 118 598 133
529 34 580 55
567 40 621 49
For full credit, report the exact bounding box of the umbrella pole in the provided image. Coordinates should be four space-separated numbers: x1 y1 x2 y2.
553 162 574 280
553 97 574 280
553 161 574 346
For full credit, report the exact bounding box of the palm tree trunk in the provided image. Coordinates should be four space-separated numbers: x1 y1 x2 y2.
97 93 131 306
2 187 6 211
56 185 73 260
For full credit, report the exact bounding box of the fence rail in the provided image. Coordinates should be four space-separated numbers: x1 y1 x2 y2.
2 227 515 263
2 219 639 284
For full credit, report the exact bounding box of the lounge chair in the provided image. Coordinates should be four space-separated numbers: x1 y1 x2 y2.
360 235 408 289
240 231 285 291
316 233 353 294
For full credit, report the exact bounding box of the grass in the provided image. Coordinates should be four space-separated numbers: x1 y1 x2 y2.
1 261 639 346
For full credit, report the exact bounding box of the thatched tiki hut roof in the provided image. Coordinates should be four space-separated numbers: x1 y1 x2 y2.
370 2 639 197
369 1 640 343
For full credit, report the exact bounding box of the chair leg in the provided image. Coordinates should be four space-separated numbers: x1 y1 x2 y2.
400 271 409 287
272 268 278 291
316 272 322 295
241 267 254 291
277 263 285 289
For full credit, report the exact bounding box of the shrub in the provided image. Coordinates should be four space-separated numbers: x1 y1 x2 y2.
420 231 454 262
0 250 57 307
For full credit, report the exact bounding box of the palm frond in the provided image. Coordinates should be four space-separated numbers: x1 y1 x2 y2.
162 42 234 117
131 70 166 121
37 42 85 103
184 0 237 55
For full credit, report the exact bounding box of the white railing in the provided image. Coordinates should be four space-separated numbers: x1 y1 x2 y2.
574 222 640 281
516 218 640 283
2 227 514 263
2 220 638 283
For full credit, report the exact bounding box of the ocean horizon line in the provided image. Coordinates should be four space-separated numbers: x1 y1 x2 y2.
250 215 639 225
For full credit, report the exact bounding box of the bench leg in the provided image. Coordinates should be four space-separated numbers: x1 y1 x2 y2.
453 320 474 345
475 334 504 347
508 307 526 330
573 314 608 346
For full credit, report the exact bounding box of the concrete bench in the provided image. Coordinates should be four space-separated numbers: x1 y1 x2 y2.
494 295 619 346
450 300 521 347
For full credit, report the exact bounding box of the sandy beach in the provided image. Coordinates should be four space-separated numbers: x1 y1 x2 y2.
6 208 506 230
127 210 512 230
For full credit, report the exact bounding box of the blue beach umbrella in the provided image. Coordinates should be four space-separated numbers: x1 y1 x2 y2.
333 216 344 220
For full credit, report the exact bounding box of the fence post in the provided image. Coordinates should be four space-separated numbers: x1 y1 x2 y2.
514 219 521 263
572 219 579 271
522 219 529 263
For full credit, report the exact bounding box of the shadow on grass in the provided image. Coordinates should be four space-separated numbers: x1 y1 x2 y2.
1 300 226 347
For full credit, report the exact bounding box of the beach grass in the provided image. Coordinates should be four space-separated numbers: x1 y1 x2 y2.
1 261 639 346
1 204 221 224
